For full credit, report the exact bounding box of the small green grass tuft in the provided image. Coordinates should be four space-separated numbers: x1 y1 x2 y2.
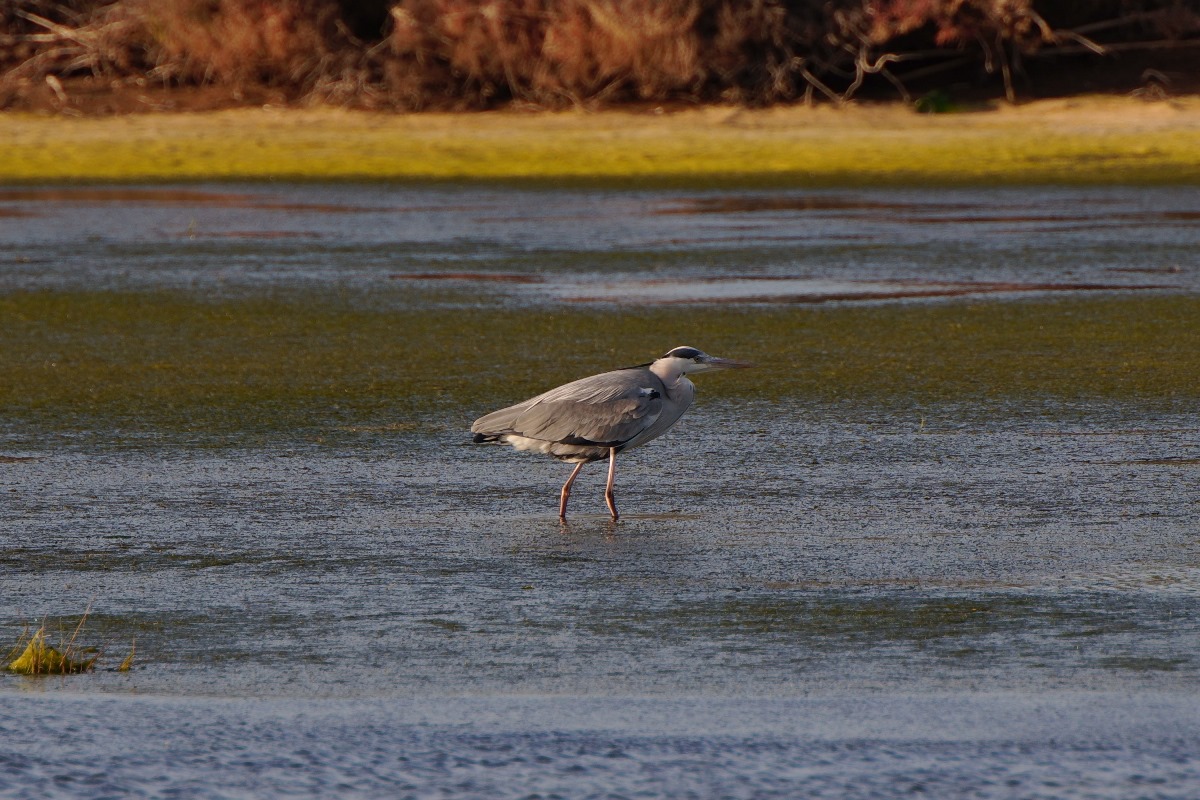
118 638 136 672
5 609 137 675
7 626 98 675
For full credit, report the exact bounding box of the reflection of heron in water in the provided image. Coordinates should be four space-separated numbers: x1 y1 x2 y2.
471 346 751 521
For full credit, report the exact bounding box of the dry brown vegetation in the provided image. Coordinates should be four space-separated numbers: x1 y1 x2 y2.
1 0 1199 111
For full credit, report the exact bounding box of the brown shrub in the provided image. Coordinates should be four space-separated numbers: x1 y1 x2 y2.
541 0 704 101
382 0 707 106
2 0 1198 110
131 0 341 85
1 0 371 103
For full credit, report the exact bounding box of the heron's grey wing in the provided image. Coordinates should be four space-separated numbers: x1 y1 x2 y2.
510 369 664 447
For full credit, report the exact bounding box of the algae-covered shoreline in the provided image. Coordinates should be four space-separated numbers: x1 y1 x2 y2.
4 97 1200 185
3 290 1198 446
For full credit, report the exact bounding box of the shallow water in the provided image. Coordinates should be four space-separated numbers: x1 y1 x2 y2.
2 184 1199 797
6 693 1200 799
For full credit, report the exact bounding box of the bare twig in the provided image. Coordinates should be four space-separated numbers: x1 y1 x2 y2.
1055 31 1109 56
797 61 843 105
1027 38 1200 59
1070 12 1191 38
997 32 1015 104
15 10 85 43
44 73 67 103
891 55 977 85
844 48 903 101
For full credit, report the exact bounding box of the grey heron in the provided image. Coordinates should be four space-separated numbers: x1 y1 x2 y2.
471 346 751 520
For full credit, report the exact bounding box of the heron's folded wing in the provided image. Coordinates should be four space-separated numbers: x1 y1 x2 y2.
512 370 663 446
471 398 537 437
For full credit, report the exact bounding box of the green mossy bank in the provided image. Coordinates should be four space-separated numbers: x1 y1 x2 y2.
3 100 1200 186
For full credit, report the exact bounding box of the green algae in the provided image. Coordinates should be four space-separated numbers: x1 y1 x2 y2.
680 596 1039 641
1099 655 1189 672
2 290 1198 446
598 593 1173 664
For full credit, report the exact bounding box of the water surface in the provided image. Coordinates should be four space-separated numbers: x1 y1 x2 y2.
2 184 1199 797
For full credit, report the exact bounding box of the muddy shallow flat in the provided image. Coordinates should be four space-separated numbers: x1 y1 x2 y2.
2 182 1199 797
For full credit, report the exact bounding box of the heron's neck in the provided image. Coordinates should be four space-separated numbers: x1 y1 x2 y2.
649 359 679 381
649 359 693 396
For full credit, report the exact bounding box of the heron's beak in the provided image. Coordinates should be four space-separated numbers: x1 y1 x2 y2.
701 356 754 370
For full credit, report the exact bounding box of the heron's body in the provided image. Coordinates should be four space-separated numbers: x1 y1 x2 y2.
471 346 748 520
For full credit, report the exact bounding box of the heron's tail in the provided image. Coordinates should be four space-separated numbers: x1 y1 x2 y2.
470 402 530 443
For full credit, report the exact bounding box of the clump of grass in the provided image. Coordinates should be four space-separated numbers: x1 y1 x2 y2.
7 622 97 675
5 609 136 676
118 638 135 672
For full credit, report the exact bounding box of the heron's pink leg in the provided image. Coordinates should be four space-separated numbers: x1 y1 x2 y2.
604 447 619 521
559 461 586 521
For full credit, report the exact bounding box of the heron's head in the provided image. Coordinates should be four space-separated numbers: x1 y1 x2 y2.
657 346 753 375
